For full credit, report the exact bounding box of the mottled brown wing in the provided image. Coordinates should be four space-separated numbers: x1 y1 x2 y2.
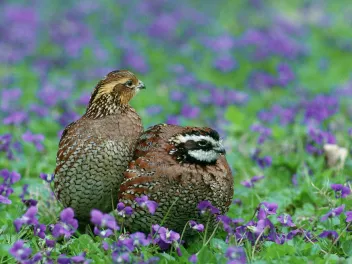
54 120 91 175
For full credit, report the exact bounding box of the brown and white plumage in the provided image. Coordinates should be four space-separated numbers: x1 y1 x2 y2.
53 70 145 225
118 124 234 234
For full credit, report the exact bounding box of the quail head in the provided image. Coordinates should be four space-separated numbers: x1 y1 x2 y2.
53 70 145 226
118 124 234 234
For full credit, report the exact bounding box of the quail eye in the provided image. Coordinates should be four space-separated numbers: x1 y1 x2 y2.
125 80 133 87
198 140 208 147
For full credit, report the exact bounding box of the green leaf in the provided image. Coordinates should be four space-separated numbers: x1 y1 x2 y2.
342 240 352 256
263 243 296 260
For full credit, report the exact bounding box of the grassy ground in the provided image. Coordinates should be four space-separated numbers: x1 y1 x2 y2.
1 0 352 263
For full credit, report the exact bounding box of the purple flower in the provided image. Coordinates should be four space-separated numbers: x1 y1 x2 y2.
117 202 133 217
111 251 130 263
58 255 71 264
257 202 278 220
206 34 236 52
258 105 296 125
277 214 296 227
32 252 43 263
189 220 204 232
90 209 119 230
345 211 352 223
115 234 135 251
0 134 14 159
94 227 113 238
321 205 345 221
135 195 158 214
123 49 149 74
22 131 45 151
71 253 87 263
58 253 87 264
248 71 277 91
303 95 339 124
152 224 180 250
130 232 151 247
9 240 31 261
0 88 22 111
277 63 294 86
0 169 21 204
14 206 39 232
22 199 38 207
40 173 54 183
0 195 11 204
319 230 338 240
145 105 163 116
287 229 303 240
76 93 91 106
166 115 180 125
331 184 351 198
251 124 271 144
34 224 46 239
1 169 21 184
197 200 220 215
218 215 234 234
3 111 28 125
306 127 336 155
189 254 197 263
148 13 178 41
170 91 186 102
346 211 352 223
102 241 110 251
37 83 71 107
19 184 29 200
241 175 264 188
213 55 237 72
57 110 80 127
181 105 200 119
246 219 270 235
30 104 49 117
52 208 78 239
251 149 272 169
46 239 56 248
225 246 247 264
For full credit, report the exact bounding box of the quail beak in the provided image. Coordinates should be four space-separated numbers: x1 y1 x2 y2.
214 143 226 155
136 81 146 90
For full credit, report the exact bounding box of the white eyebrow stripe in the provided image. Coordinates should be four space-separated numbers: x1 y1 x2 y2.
174 134 218 145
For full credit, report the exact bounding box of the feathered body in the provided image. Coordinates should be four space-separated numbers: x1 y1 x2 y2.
119 124 234 234
53 70 145 224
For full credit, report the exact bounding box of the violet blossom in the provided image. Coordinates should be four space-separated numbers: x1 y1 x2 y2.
52 208 78 239
14 206 39 232
331 184 351 198
135 195 158 214
9 240 32 262
321 205 345 221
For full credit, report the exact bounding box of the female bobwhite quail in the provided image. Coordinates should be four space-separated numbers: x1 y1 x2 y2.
118 124 234 234
53 70 145 226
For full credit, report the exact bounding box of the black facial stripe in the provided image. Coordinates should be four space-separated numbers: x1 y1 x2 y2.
182 130 220 141
179 140 214 152
170 139 218 165
208 130 220 141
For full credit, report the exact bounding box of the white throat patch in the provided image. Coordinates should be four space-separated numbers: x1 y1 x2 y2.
188 149 218 162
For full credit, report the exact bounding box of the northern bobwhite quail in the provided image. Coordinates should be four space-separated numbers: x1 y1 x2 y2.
118 124 234 234
53 70 145 225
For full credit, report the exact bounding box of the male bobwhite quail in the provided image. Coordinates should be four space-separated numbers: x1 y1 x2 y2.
53 70 145 226
118 124 234 234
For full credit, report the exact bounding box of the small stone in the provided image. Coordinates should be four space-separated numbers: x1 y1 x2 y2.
323 144 348 169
